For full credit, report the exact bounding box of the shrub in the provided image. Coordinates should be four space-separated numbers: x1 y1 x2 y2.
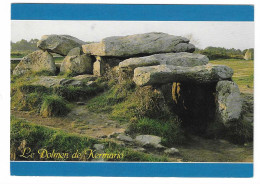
40 95 70 117
86 79 136 114
20 92 42 111
225 118 253 144
11 90 42 112
54 84 105 101
19 84 51 94
87 84 172 122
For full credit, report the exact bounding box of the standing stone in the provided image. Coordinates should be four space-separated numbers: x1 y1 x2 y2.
37 35 85 56
244 49 254 60
60 54 93 75
119 52 209 69
13 50 56 76
82 32 194 57
215 81 242 126
133 64 233 86
93 56 105 76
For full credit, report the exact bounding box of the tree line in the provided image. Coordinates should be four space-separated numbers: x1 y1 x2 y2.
195 47 254 60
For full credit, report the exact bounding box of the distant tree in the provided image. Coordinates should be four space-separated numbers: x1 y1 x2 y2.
11 39 39 52
197 47 244 60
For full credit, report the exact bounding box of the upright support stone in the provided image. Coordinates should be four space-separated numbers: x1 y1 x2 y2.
60 54 93 75
93 56 105 76
215 81 243 127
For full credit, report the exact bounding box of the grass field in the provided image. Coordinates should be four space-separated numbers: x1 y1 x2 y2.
209 59 254 94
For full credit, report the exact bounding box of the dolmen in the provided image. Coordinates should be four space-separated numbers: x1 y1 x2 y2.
12 32 243 128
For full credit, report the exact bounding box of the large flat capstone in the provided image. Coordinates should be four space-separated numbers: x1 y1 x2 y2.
133 64 233 86
119 52 209 69
37 35 86 56
82 32 195 57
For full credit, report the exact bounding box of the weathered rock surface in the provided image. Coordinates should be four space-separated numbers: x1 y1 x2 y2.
72 74 97 81
93 56 124 76
82 32 194 57
13 50 56 76
32 76 85 88
119 52 209 69
215 81 242 126
164 147 180 155
37 35 85 56
172 43 195 53
117 134 133 142
67 47 83 56
60 54 93 74
133 64 233 86
93 144 105 153
135 135 163 148
93 56 106 76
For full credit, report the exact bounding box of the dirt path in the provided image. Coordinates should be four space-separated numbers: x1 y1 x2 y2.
12 103 126 138
178 136 253 162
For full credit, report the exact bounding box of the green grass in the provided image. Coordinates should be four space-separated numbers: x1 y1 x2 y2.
10 116 169 162
11 51 32 58
127 117 186 146
86 80 136 119
209 59 254 94
86 81 172 122
86 80 186 146
40 95 71 117
11 73 106 116
11 62 19 73
53 82 106 101
54 57 64 63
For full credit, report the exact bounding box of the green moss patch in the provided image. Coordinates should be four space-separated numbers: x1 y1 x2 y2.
40 95 70 117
